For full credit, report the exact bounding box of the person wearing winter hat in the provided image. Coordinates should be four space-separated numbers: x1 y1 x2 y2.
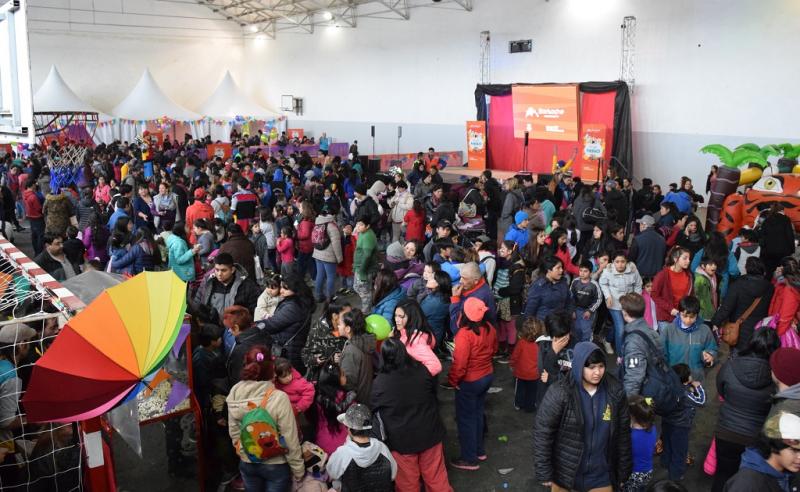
504 210 531 248
327 404 397 492
762 347 800 442
724 412 800 492
448 297 498 471
352 183 380 228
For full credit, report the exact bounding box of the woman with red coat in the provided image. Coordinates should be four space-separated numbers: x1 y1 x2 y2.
296 202 316 279
448 297 498 471
651 246 693 329
403 199 426 243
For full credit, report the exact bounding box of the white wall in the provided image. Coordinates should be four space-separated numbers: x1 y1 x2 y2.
27 0 800 189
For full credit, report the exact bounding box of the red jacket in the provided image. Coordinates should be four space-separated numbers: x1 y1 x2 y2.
403 209 425 243
22 189 43 219
336 235 356 277
651 267 693 321
448 324 497 386
769 281 800 336
296 219 314 254
184 201 214 244
510 339 539 380
275 368 315 413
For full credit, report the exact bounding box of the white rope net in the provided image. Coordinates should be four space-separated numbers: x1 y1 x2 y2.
0 254 83 491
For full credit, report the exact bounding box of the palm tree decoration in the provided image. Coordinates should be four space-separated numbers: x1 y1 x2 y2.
701 144 768 230
777 143 800 173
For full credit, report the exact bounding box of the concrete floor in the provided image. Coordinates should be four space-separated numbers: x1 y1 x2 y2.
10 225 719 492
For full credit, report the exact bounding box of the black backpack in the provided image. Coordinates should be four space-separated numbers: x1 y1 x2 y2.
618 330 684 416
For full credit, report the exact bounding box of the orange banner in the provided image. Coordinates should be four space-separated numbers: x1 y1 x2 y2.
207 143 233 160
511 84 580 142
466 120 487 170
578 123 609 181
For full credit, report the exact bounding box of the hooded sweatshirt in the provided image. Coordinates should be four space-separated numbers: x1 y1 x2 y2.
660 316 718 383
572 342 612 491
340 334 377 405
724 447 794 492
326 437 397 492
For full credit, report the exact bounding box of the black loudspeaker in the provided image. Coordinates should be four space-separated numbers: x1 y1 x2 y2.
358 155 369 169
367 159 381 175
371 125 375 137
524 131 529 147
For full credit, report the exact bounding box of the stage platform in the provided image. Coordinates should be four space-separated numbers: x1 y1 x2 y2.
439 166 532 183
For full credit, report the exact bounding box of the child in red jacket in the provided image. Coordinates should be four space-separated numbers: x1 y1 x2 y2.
274 357 315 414
336 223 356 293
403 200 426 243
510 317 542 413
276 226 296 277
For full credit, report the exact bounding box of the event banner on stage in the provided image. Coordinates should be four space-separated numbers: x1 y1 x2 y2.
511 84 580 142
578 123 609 181
466 120 487 170
207 143 233 160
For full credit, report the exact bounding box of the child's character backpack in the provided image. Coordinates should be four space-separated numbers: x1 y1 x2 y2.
239 388 288 461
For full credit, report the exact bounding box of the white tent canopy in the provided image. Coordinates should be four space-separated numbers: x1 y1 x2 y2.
33 65 115 144
111 69 205 141
197 71 279 142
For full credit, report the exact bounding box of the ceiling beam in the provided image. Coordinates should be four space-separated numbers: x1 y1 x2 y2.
378 0 408 20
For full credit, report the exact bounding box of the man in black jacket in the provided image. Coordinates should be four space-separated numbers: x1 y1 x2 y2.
480 171 502 240
34 233 80 281
534 341 632 491
628 215 667 278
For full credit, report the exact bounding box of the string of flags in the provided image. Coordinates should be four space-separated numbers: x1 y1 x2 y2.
95 115 287 128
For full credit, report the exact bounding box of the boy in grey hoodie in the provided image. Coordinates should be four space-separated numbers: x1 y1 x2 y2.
327 404 397 492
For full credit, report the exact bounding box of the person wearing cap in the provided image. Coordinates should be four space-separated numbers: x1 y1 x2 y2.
0 323 36 451
723 415 800 491
628 214 667 278
448 297 498 471
184 187 214 245
504 210 531 248
326 403 397 491
534 341 632 491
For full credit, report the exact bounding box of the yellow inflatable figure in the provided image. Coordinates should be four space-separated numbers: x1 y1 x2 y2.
552 145 578 174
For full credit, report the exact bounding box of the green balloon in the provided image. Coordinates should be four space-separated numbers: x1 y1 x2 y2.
365 314 392 341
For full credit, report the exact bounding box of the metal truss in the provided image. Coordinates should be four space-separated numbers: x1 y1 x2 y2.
199 0 473 37
620 15 636 93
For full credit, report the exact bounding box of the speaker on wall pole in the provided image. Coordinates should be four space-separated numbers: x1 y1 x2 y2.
370 125 376 156
521 130 530 173
397 125 402 155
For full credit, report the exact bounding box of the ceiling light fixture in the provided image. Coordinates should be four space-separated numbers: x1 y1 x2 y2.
249 24 259 32
322 11 333 21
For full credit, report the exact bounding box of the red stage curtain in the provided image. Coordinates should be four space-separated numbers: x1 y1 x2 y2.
487 90 617 177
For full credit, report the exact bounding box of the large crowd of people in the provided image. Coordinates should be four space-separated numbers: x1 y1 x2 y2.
2 132 800 492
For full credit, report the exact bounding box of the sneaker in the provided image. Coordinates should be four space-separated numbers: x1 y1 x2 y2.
497 355 510 364
14 226 25 232
603 341 614 355
439 381 456 390
487 386 503 394
477 454 488 461
450 459 479 471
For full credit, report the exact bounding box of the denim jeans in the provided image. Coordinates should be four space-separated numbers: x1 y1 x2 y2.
239 461 291 492
314 259 337 300
609 309 626 356
455 373 493 463
574 308 596 342
29 217 45 256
